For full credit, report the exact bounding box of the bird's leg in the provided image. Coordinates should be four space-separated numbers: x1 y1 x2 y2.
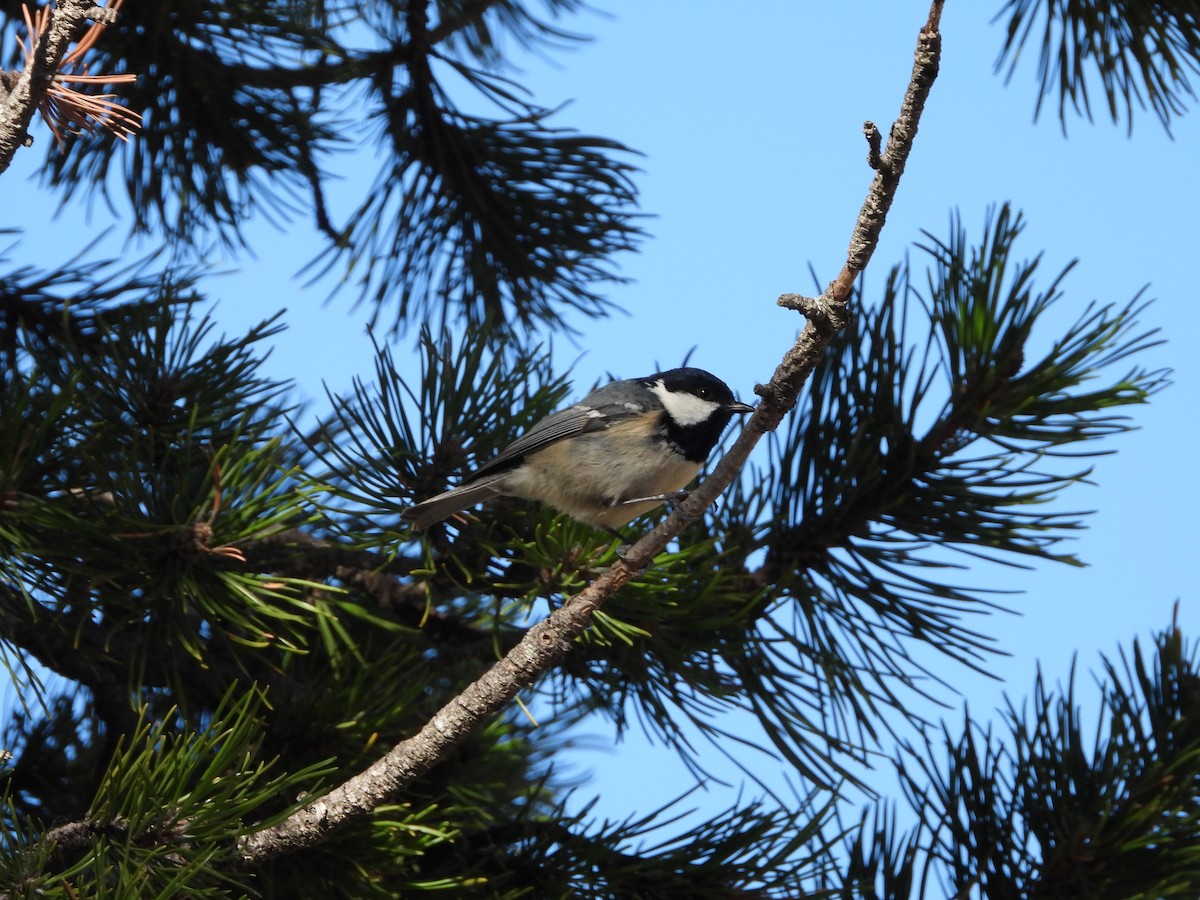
619 490 697 520
605 492 698 560
603 526 635 561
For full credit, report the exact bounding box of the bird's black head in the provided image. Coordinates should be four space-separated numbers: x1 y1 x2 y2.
642 367 754 462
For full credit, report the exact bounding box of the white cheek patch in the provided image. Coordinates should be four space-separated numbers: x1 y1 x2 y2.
650 380 721 426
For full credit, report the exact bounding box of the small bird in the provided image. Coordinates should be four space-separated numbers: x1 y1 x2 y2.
402 367 754 534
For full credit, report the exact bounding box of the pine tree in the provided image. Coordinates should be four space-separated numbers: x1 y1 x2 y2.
0 0 1197 896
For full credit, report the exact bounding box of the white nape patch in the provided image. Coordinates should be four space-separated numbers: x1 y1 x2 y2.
650 379 721 426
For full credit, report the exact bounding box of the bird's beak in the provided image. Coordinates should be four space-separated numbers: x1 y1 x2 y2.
726 401 755 414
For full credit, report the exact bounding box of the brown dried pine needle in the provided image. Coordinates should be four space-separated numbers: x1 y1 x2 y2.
18 0 140 148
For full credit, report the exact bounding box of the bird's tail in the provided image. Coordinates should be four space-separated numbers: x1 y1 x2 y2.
401 477 506 530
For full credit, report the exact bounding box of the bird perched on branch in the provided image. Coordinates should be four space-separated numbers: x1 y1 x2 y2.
403 367 754 535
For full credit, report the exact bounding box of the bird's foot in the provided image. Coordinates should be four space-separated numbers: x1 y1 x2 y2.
621 490 696 521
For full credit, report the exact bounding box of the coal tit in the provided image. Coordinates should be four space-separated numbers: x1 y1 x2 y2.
402 367 754 533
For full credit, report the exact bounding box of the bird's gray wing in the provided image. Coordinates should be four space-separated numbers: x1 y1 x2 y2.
465 396 646 483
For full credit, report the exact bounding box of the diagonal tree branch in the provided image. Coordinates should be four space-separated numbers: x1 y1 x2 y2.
235 0 947 866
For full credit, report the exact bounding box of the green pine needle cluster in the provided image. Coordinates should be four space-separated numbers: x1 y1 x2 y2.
996 0 1200 131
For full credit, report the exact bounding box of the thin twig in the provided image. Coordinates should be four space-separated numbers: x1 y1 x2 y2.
235 2 947 866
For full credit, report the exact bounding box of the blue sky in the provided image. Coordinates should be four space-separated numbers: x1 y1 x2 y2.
4 0 1198 851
